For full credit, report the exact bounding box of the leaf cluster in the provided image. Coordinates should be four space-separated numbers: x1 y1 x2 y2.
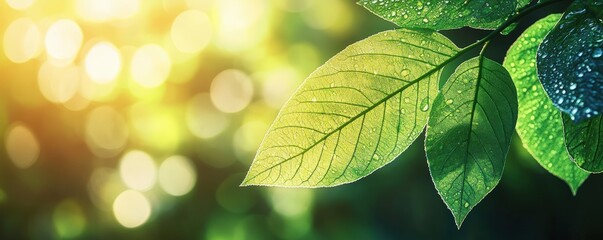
244 0 603 227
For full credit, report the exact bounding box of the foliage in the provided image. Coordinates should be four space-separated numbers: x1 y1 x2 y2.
245 0 603 227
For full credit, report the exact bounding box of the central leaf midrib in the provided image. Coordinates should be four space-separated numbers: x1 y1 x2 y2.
245 44 469 183
457 55 486 218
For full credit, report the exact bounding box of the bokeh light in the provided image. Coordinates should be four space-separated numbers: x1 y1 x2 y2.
186 93 229 139
171 10 212 54
75 0 140 23
37 62 80 103
130 44 172 88
214 0 270 52
85 106 129 158
52 200 86 239
158 155 197 196
0 0 512 238
5 123 39 169
119 150 157 191
5 0 35 10
44 19 83 65
113 190 151 228
3 18 42 63
232 120 269 164
210 69 254 113
84 41 122 84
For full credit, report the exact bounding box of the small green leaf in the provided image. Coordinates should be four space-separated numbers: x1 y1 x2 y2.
563 114 603 173
426 57 517 228
243 29 460 187
357 0 530 31
536 0 603 122
504 14 589 194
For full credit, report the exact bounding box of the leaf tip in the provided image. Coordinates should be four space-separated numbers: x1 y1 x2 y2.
569 183 580 196
453 212 468 230
455 221 463 230
567 176 588 196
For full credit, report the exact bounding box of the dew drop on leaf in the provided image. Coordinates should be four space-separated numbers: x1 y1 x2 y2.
420 97 430 112
593 48 602 58
400 69 410 77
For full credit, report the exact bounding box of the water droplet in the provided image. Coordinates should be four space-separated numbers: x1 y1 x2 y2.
547 163 553 168
420 98 430 112
593 48 602 58
569 83 577 90
557 98 564 104
422 18 429 23
311 97 317 102
372 154 380 160
464 202 469 208
403 97 410 103
330 83 335 87
400 69 410 78
445 99 453 105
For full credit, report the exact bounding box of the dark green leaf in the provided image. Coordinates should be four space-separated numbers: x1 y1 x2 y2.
426 57 517 228
243 29 460 187
563 114 603 172
536 0 603 122
357 0 530 31
504 14 589 194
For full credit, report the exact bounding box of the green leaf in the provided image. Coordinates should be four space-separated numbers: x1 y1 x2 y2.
504 14 589 194
426 57 517 228
536 0 603 122
357 0 529 31
563 114 603 173
242 29 460 187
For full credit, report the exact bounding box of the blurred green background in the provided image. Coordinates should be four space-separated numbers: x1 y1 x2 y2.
1 0 603 239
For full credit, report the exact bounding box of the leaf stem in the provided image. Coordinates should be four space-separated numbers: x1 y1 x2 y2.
479 41 491 56
462 0 564 53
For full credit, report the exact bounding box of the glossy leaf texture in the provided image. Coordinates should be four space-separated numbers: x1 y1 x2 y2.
536 0 603 122
563 114 603 172
242 29 460 187
357 0 530 31
504 14 589 194
426 57 517 228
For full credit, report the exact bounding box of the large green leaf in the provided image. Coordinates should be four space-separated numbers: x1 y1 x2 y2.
536 0 603 122
357 0 530 31
426 57 517 228
242 29 460 187
563 114 603 172
504 14 589 194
